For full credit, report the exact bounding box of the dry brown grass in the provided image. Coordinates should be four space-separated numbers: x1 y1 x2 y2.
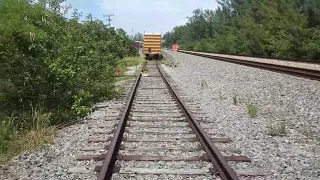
0 127 56 164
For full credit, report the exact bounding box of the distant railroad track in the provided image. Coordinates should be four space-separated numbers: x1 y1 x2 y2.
76 61 269 179
178 50 320 81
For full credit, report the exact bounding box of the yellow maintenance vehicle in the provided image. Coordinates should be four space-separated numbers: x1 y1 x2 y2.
143 32 162 60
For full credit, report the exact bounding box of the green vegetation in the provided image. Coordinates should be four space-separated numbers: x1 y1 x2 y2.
200 80 209 89
0 0 138 162
267 120 287 136
163 0 320 60
116 56 145 76
233 95 238 105
115 75 136 82
161 57 169 66
246 102 258 118
114 85 127 97
115 56 145 82
118 57 145 68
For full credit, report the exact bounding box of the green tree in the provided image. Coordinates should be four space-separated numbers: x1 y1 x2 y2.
163 0 320 60
133 32 143 41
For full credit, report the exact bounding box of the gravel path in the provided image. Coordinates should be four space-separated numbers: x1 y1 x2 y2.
181 50 320 71
161 50 320 180
0 68 140 180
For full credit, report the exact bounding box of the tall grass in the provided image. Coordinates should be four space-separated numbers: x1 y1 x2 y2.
0 107 55 163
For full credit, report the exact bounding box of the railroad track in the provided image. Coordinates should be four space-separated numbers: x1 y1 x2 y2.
76 61 268 180
178 50 320 81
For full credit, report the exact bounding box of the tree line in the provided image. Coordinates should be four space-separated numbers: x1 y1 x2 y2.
0 0 137 155
162 0 320 60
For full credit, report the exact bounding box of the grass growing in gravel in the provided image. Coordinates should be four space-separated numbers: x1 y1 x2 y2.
114 85 128 98
246 102 257 118
233 95 238 105
116 56 146 76
115 75 136 82
162 58 169 66
0 128 56 163
200 80 209 89
115 56 146 82
267 120 287 136
0 111 56 164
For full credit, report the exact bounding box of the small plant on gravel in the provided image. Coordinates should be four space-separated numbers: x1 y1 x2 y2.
162 58 169 66
219 91 226 100
246 102 257 118
114 85 127 98
142 62 148 73
200 80 208 89
279 99 284 106
233 95 238 105
267 120 287 136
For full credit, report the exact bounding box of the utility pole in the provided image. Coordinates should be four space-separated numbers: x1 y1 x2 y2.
103 13 114 27
132 28 134 39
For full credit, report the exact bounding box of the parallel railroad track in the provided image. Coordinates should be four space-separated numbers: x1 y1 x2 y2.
77 61 267 180
178 50 320 81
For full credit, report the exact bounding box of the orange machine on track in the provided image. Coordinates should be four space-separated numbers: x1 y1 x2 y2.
171 44 179 52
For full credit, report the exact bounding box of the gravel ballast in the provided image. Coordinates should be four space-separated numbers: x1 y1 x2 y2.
161 50 320 180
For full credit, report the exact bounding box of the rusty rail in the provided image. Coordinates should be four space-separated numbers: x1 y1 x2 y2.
179 50 320 81
97 71 142 180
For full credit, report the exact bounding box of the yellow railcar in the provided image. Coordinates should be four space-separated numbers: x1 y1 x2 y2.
143 32 162 60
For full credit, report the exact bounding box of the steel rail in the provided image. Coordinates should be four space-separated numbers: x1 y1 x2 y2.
97 71 142 180
156 62 239 180
179 50 320 81
179 51 320 64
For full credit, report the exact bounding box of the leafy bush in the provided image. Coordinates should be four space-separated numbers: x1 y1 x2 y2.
0 0 138 157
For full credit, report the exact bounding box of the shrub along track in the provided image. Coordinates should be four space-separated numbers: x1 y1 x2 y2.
76 61 267 180
178 50 320 81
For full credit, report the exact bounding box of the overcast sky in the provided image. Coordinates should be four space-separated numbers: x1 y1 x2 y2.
64 0 218 35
